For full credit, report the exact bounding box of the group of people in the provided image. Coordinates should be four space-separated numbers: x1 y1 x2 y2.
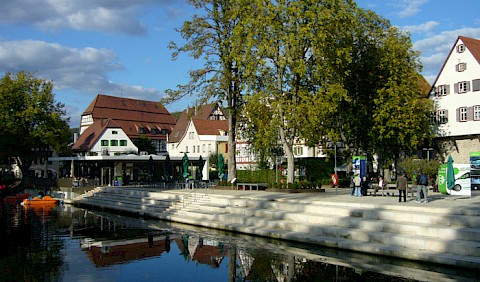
351 172 430 203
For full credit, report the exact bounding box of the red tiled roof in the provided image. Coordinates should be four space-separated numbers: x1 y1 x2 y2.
74 94 176 151
459 36 480 65
169 103 224 143
72 118 120 151
193 119 228 135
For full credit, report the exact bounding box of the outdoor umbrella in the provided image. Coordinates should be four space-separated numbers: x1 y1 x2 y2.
182 152 189 178
164 154 171 180
446 155 455 190
218 153 224 179
148 156 154 182
198 155 204 180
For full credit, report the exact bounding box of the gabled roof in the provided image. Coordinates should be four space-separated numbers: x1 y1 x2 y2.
193 119 229 135
169 103 225 143
459 36 480 64
72 118 121 151
429 36 480 93
81 94 176 137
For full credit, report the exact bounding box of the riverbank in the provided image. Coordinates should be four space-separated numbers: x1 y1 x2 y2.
69 186 480 270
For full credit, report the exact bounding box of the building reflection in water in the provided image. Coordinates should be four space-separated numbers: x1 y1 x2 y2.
2 204 479 282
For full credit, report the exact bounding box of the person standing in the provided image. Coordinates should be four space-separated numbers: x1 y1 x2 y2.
361 176 369 196
353 173 362 197
396 173 408 202
416 171 428 203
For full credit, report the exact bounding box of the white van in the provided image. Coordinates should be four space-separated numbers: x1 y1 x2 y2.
453 171 471 191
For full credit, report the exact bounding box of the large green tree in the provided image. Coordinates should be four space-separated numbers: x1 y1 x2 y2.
0 71 71 180
242 0 355 183
244 1 432 181
163 0 254 182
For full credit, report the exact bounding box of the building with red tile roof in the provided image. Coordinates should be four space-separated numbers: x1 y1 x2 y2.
429 36 480 163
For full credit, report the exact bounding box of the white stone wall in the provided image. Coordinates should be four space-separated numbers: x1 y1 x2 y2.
438 137 480 163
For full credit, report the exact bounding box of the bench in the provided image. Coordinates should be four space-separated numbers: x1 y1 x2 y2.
236 183 268 191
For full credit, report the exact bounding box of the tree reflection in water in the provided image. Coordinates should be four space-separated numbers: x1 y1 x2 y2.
1 204 478 281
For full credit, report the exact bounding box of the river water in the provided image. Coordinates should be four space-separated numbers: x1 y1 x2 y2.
0 201 478 282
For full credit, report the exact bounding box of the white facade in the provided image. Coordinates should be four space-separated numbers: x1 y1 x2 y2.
431 37 480 162
168 120 227 159
432 40 480 137
89 128 138 156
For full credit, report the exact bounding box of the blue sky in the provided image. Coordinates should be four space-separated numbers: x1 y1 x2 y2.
1 0 480 128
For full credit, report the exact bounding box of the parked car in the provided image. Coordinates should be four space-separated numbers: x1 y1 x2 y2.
471 176 480 190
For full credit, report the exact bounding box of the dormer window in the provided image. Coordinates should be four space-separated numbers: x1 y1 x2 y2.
112 130 118 134
139 127 146 134
457 44 465 53
456 62 467 72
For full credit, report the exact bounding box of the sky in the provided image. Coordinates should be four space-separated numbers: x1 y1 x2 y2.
1 0 480 128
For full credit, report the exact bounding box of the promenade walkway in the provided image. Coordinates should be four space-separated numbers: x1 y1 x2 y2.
70 186 480 270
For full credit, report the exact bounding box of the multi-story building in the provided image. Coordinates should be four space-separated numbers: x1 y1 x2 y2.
430 36 480 163
73 94 176 156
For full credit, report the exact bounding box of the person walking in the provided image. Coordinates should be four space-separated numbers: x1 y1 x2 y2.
416 171 428 203
353 173 362 197
396 173 407 202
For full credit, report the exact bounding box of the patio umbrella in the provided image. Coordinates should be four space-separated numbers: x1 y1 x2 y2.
164 154 171 180
198 155 204 180
218 153 224 179
182 152 189 178
446 155 455 190
148 156 154 182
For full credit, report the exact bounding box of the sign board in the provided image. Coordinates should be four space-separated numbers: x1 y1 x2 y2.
353 156 367 179
470 152 480 190
438 164 471 196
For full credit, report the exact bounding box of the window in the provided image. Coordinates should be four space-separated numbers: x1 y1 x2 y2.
456 81 470 93
120 140 127 146
139 128 146 134
474 106 480 121
457 44 465 53
437 110 448 124
112 130 118 134
110 140 118 146
473 79 480 92
208 144 211 152
437 85 449 96
459 107 467 122
456 63 467 72
101 140 108 146
151 128 159 134
202 144 206 153
193 146 196 153
197 145 200 153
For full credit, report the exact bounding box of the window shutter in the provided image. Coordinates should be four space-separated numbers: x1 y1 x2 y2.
456 108 460 122
445 109 448 122
473 79 480 91
467 81 471 92
467 107 474 121
446 84 450 95
454 83 459 93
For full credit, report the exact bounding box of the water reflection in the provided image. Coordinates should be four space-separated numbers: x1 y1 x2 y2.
1 202 478 282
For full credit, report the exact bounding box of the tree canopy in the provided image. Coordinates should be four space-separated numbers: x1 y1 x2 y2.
0 71 71 177
167 0 433 183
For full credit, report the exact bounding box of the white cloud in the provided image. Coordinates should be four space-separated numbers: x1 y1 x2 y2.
397 0 428 18
402 21 439 35
0 39 164 126
0 0 176 35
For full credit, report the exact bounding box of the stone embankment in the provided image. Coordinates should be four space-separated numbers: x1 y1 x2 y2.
69 186 480 270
